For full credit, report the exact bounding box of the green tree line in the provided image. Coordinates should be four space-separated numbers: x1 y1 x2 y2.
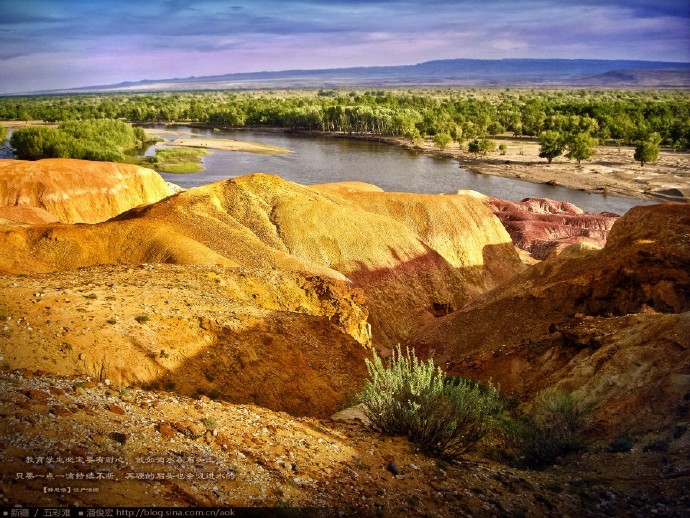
1 89 688 149
9 119 150 161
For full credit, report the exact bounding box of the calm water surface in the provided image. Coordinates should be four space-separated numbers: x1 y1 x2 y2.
155 126 653 214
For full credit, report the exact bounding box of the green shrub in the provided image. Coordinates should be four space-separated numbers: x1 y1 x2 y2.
672 425 687 439
152 147 208 173
503 388 590 468
202 417 218 429
357 346 502 458
9 119 141 162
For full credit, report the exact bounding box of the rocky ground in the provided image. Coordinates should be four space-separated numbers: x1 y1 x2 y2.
2 368 689 516
0 263 370 418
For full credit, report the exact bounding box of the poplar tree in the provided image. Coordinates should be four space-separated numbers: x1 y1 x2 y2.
634 135 661 166
538 130 565 164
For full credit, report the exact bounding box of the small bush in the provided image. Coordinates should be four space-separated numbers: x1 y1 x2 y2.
503 389 590 468
608 433 633 453
134 314 149 324
202 417 218 429
643 438 669 453
357 346 502 458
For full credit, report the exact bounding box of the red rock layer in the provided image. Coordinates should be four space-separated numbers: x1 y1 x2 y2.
486 197 619 259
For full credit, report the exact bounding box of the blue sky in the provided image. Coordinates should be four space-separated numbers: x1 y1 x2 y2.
1 0 689 94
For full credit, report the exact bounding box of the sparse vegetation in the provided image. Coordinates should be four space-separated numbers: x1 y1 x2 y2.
202 417 218 429
672 425 687 439
432 132 453 149
134 314 150 324
634 134 661 166
539 130 565 164
357 346 503 458
478 138 496 155
565 133 597 165
502 389 590 468
468 139 481 157
643 437 670 453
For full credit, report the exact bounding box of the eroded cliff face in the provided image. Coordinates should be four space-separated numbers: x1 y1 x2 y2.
312 184 524 344
486 196 618 260
407 203 690 438
0 173 524 346
0 158 172 223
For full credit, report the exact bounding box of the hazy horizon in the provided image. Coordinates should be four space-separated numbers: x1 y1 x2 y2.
2 0 689 95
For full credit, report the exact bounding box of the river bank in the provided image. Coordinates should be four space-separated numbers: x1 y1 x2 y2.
313 131 690 204
203 125 689 203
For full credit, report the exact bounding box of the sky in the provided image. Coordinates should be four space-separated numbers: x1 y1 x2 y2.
1 0 689 94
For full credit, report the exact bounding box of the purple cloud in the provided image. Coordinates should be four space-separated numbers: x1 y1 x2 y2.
1 0 688 93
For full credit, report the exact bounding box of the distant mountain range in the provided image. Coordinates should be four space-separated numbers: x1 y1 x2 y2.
44 58 690 93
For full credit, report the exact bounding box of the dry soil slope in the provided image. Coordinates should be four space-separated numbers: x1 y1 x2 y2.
159 175 523 345
314 183 524 342
0 173 523 346
0 158 172 224
407 203 690 438
0 264 370 418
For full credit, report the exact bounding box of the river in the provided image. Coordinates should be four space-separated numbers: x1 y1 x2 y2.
146 126 654 215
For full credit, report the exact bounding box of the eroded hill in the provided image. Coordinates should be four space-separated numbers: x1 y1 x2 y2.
1 159 689 514
0 264 370 418
407 203 690 439
0 171 523 347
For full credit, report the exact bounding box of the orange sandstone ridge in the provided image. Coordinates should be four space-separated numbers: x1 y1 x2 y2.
0 171 524 346
0 158 173 224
